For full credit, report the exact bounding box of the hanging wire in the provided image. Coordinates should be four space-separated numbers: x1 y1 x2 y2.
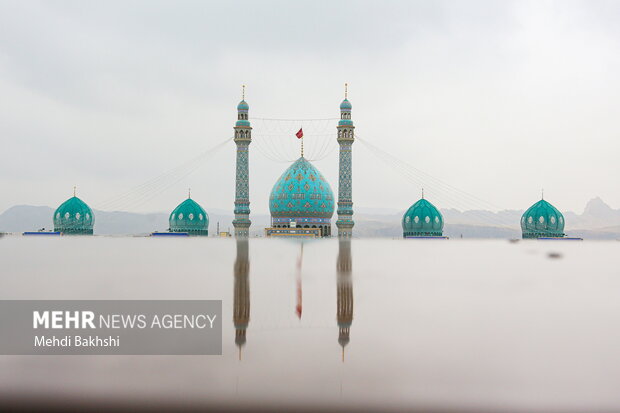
251 117 339 162
356 134 521 229
96 137 232 212
250 117 339 121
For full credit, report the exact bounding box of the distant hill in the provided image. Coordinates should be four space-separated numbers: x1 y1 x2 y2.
1 198 619 239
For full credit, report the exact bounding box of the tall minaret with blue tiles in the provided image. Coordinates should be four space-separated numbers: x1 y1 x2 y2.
233 86 252 237
336 84 355 237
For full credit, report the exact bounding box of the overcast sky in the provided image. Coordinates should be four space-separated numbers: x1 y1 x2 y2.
1 0 619 215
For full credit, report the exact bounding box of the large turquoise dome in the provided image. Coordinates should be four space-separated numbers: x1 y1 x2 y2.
402 198 444 237
169 198 209 236
53 196 94 235
521 199 565 239
269 157 334 235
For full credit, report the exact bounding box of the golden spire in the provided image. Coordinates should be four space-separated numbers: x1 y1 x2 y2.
541 188 544 200
73 186 76 197
188 188 191 199
242 84 245 100
421 188 424 199
344 83 348 99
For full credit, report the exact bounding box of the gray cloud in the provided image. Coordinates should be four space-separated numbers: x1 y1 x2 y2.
0 0 619 217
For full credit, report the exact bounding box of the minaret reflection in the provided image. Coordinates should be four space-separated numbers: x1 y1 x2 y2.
233 238 250 360
337 239 353 362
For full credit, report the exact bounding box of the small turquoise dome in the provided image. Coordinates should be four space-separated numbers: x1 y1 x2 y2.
53 196 94 235
269 157 334 233
237 100 249 111
169 198 209 236
402 198 444 237
521 199 565 239
339 98 354 127
236 99 250 127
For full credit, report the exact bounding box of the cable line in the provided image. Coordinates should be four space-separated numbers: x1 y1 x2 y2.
95 137 232 212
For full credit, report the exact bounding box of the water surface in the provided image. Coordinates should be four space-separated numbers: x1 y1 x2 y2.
1 237 619 412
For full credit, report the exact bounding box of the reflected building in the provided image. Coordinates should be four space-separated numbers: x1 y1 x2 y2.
337 239 353 362
233 238 250 360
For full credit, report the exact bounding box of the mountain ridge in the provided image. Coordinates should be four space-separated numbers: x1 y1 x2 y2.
1 198 619 239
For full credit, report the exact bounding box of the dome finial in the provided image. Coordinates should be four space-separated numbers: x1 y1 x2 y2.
422 188 424 199
188 188 191 199
344 83 348 99
242 84 245 100
73 185 76 197
541 188 544 200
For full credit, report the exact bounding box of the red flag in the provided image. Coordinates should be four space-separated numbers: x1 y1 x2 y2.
296 128 303 139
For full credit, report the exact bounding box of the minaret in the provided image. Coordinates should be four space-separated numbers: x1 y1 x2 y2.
336 83 355 238
233 238 250 360
337 239 353 362
233 86 252 237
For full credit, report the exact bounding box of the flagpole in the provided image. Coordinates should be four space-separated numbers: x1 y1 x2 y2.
301 135 304 158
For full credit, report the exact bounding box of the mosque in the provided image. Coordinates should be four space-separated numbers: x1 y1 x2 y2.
234 86 355 239
40 87 580 240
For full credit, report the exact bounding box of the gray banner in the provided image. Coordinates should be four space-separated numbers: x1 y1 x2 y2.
0 300 222 355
